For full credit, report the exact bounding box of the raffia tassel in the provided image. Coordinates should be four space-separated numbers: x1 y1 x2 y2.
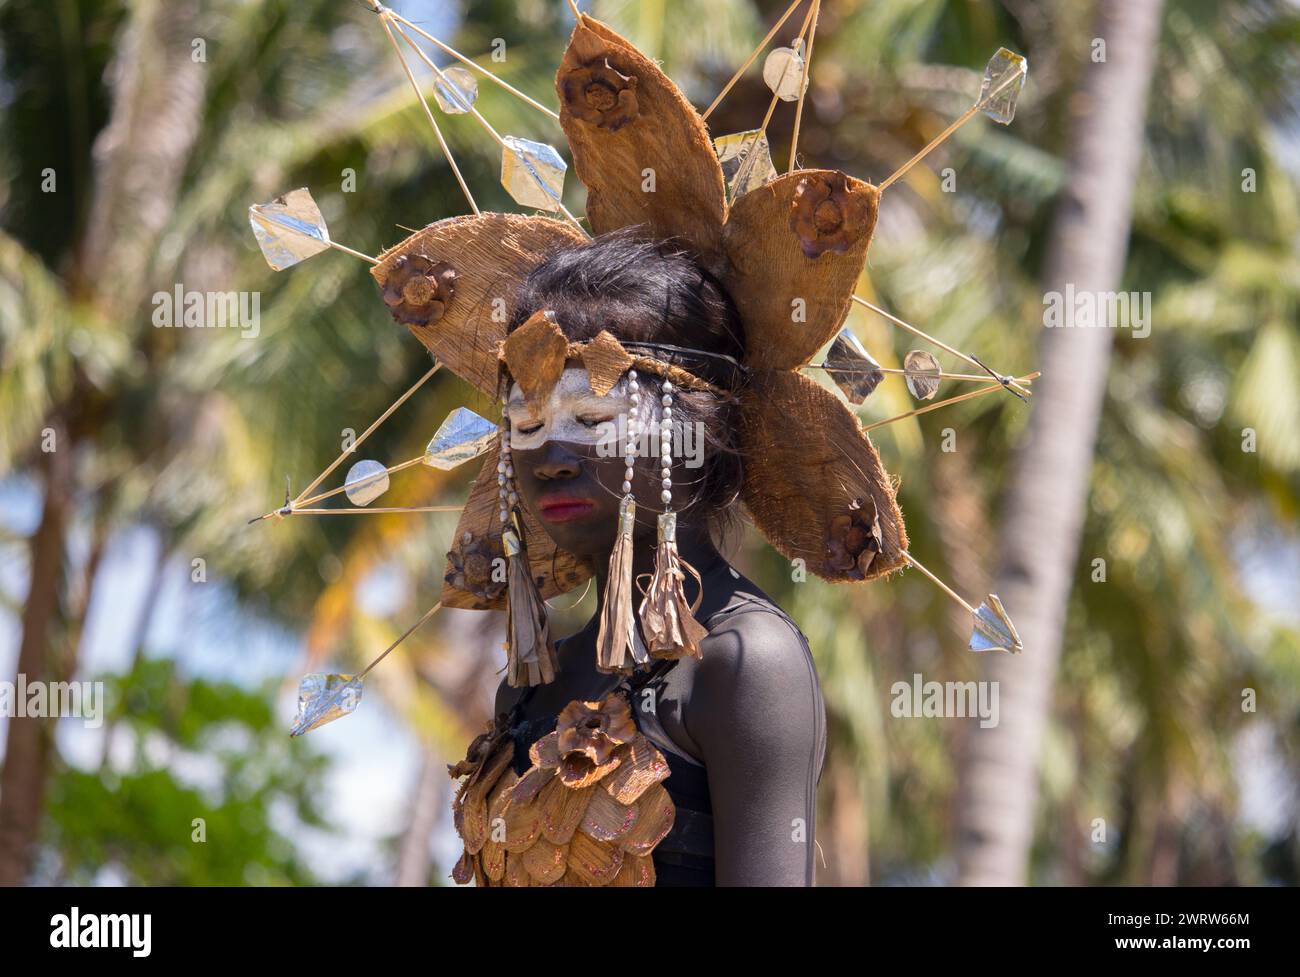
639 512 709 660
596 495 644 675
502 514 557 687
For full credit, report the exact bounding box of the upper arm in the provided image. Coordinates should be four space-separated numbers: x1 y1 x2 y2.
685 612 825 886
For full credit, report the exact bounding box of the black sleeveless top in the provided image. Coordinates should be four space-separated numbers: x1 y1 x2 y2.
503 592 821 888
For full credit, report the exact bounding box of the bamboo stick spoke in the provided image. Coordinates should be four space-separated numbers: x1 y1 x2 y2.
860 373 1040 432
851 295 1033 400
702 0 805 121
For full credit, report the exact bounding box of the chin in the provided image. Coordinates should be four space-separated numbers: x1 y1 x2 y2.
531 517 618 558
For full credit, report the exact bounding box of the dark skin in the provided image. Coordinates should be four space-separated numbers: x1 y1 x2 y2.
493 368 826 885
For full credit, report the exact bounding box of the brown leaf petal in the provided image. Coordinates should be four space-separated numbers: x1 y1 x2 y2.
522 837 569 885
451 848 475 885
503 849 534 886
580 787 640 842
537 776 595 845
566 830 625 885
460 745 514 854
618 782 675 856
612 852 656 887
509 763 557 805
558 751 622 789
481 837 506 882
529 731 561 769
604 735 671 805
501 791 543 853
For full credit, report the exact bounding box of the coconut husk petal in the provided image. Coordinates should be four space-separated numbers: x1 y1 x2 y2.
604 735 672 805
537 776 594 845
566 829 625 885
723 170 879 371
441 445 595 610
618 782 676 856
581 330 636 395
579 787 640 842
738 368 907 581
558 15 727 270
501 310 569 407
369 214 585 397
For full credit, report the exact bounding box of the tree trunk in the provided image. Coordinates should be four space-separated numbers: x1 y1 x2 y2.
954 0 1166 885
394 746 445 887
0 423 71 884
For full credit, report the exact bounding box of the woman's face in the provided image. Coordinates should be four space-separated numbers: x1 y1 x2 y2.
507 366 675 556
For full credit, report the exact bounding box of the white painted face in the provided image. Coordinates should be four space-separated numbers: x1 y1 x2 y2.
505 366 633 451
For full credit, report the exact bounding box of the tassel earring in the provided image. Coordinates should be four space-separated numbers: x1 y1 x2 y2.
640 380 709 659
499 409 557 687
596 370 648 674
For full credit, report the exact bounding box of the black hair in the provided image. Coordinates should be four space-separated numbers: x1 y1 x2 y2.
508 228 748 543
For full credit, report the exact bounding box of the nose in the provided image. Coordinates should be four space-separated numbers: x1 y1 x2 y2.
531 444 582 481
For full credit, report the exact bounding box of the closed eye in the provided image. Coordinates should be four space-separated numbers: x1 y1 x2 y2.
578 415 613 428
515 420 544 435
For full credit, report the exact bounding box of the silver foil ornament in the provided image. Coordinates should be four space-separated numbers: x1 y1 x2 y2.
969 595 1023 654
433 65 478 114
423 407 497 470
714 129 777 202
344 459 390 506
500 136 567 212
904 350 942 400
762 41 809 101
978 48 1028 125
824 327 885 404
248 188 331 271
290 672 364 736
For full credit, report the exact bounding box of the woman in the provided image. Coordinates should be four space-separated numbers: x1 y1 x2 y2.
486 230 828 886
372 12 911 887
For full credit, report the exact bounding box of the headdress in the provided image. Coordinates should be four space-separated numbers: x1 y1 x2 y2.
251 3 1033 737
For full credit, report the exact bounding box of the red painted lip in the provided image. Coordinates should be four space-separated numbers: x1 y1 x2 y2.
537 493 597 523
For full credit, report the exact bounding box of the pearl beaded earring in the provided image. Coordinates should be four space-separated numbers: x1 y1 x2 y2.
639 378 708 659
498 403 557 687
596 370 648 673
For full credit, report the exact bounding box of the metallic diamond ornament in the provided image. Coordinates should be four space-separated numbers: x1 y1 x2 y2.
713 129 777 202
248 188 331 271
433 65 478 114
904 350 942 400
290 672 364 736
423 407 497 470
762 41 809 101
344 459 390 506
500 136 567 212
978 48 1028 125
969 595 1023 654
824 327 885 405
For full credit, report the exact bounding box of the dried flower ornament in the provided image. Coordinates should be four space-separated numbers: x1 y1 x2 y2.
560 55 640 130
381 253 457 325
